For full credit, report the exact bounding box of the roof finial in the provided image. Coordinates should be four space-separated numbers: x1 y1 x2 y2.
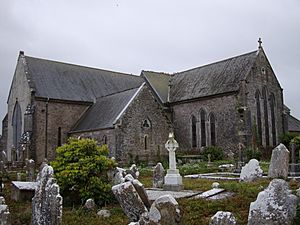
258 38 262 49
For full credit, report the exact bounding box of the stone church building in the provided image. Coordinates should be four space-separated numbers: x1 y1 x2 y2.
1 42 300 165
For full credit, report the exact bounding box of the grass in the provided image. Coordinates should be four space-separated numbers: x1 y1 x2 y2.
2 160 297 225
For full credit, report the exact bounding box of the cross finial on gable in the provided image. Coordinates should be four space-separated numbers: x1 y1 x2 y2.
258 38 262 49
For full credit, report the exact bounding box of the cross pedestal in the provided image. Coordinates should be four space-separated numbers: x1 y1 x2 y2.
163 133 183 191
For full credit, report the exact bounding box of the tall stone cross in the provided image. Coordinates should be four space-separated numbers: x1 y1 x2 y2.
165 132 179 171
163 132 183 191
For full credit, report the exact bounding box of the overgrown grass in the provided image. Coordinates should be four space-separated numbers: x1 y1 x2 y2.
3 160 298 225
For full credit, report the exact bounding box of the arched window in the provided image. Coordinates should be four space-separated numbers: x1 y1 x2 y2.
200 109 206 147
255 90 262 145
102 135 107 145
191 115 197 148
12 101 22 151
144 135 148 150
209 113 216 146
262 87 269 146
270 93 276 146
57 127 62 147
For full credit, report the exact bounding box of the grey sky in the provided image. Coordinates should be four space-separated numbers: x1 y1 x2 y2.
1 0 300 134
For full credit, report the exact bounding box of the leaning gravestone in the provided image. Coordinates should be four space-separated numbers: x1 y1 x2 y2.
248 179 297 225
112 181 148 222
268 144 290 179
240 159 263 182
153 162 165 188
32 164 63 225
209 211 237 225
26 159 35 182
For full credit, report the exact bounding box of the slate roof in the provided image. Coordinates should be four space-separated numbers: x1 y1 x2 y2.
24 55 143 102
288 114 300 132
72 85 144 132
142 71 170 104
170 50 258 102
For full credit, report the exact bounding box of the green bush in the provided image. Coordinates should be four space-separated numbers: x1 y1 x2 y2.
279 132 297 147
51 138 116 206
202 146 224 161
246 147 262 161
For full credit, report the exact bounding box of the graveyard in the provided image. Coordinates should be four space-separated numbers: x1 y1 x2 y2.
1 135 300 225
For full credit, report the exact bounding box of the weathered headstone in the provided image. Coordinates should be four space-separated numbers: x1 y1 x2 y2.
207 154 212 167
25 159 35 182
209 211 237 225
32 164 63 225
84 198 96 211
248 179 297 225
0 196 10 225
268 144 290 179
153 162 165 188
132 179 151 210
212 182 220 189
127 164 139 179
97 209 111 218
240 159 263 182
148 194 180 225
163 133 183 191
111 167 126 185
16 173 22 181
112 181 148 222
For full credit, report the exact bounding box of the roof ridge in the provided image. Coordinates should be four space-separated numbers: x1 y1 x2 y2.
25 55 140 78
142 70 171 76
96 85 141 100
175 50 258 75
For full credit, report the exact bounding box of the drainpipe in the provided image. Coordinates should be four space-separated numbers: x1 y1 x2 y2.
45 98 49 159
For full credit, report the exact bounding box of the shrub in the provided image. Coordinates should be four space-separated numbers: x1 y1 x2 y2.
202 146 224 161
246 147 262 161
279 132 297 147
51 138 116 206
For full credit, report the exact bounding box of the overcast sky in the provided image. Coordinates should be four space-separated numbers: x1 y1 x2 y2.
1 0 300 134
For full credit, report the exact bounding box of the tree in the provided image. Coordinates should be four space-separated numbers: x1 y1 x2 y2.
51 138 116 205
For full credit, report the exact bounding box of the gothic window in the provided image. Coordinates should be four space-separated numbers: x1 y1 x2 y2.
270 93 276 146
102 135 108 145
191 115 197 148
200 109 207 147
142 119 151 128
209 113 216 146
12 101 22 150
57 127 62 147
255 90 262 145
262 87 270 146
144 135 148 150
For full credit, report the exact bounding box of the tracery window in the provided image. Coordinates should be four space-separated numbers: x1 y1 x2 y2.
262 87 270 146
191 115 197 148
255 90 262 145
209 113 216 146
12 101 22 150
200 109 206 147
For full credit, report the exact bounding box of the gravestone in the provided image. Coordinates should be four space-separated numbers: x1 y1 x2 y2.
153 162 165 188
148 194 181 225
32 164 63 225
207 154 212 167
84 198 96 211
248 179 297 225
26 159 35 182
209 211 237 225
163 133 183 191
112 181 148 222
132 179 151 210
0 196 11 225
268 144 290 179
240 159 263 182
127 164 139 179
97 209 111 218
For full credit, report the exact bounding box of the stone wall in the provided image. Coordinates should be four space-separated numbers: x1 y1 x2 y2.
0 115 8 159
115 85 172 165
172 94 239 155
33 99 89 163
70 128 116 157
243 50 284 149
6 55 32 162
